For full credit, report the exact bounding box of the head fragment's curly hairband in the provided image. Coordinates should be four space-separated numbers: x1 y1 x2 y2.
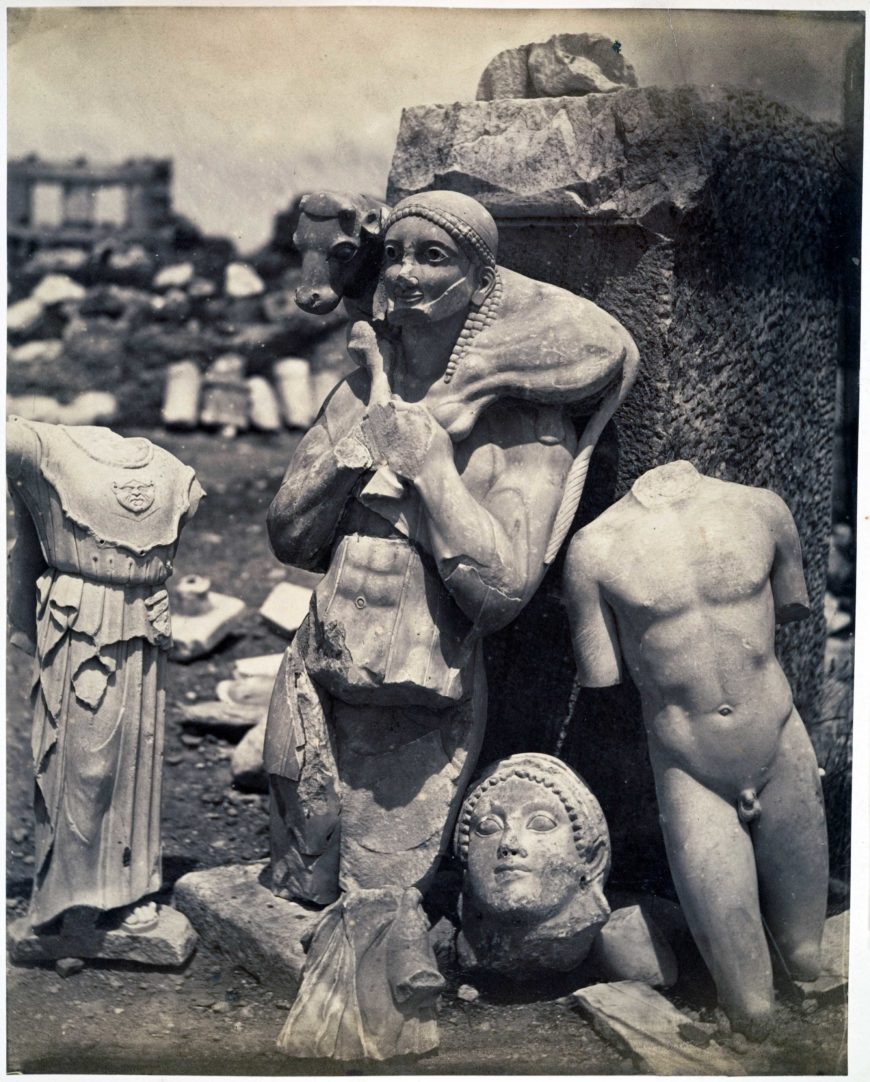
454 754 611 881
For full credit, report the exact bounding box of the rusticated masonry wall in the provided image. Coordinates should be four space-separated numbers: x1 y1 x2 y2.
388 86 847 892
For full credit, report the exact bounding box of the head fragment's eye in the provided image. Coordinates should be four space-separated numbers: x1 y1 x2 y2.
474 814 503 837
425 246 448 263
384 242 401 262
331 242 357 263
526 813 557 832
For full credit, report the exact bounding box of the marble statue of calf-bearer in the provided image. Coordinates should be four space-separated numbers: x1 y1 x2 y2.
564 459 828 1037
266 190 638 1058
6 417 203 964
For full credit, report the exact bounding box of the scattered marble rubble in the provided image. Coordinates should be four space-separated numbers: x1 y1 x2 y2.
7 231 350 430
258 580 312 637
161 353 327 437
7 390 119 426
169 575 247 663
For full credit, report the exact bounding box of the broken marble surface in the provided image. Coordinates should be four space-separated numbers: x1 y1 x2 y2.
277 886 443 1061
586 904 678 988
571 980 744 1075
795 911 849 1001
258 580 313 636
476 33 637 101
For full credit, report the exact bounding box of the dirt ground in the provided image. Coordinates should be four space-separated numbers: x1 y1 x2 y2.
5 429 849 1075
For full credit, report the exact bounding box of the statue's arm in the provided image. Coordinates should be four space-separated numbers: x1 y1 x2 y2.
266 386 370 572
413 403 575 634
5 418 46 655
764 490 811 623
563 533 623 687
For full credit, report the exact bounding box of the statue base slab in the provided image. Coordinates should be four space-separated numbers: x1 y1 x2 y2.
7 904 196 967
173 861 318 991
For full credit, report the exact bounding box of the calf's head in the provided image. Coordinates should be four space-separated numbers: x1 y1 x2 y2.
293 192 387 314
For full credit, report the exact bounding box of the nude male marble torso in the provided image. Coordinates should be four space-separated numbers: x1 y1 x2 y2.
564 460 828 1034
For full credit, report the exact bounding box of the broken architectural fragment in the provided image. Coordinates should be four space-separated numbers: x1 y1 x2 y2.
477 33 638 100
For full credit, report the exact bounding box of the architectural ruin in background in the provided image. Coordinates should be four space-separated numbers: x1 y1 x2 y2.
7 155 174 259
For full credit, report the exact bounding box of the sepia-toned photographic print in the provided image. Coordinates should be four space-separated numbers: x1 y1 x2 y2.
5 3 864 1075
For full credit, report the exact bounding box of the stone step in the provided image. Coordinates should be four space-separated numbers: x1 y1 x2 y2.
173 861 319 993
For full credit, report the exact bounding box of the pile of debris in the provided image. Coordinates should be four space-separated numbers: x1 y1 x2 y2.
6 206 350 430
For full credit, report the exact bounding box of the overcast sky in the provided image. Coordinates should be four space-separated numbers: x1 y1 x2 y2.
6 6 863 252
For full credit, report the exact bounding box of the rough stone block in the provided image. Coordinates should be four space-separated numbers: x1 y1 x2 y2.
247 376 283 432
7 297 46 337
162 360 202 429
31 274 86 306
571 981 744 1075
477 33 637 101
173 861 318 991
225 262 265 298
8 340 64 366
180 699 265 735
232 653 285 680
6 394 64 424
258 581 312 636
217 675 274 708
527 34 638 97
61 391 118 426
588 904 678 988
7 905 196 967
230 720 267 792
795 910 849 1000
273 357 315 429
170 591 246 662
153 262 194 290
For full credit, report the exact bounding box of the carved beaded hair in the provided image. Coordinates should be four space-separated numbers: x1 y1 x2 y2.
454 754 611 878
382 203 503 384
